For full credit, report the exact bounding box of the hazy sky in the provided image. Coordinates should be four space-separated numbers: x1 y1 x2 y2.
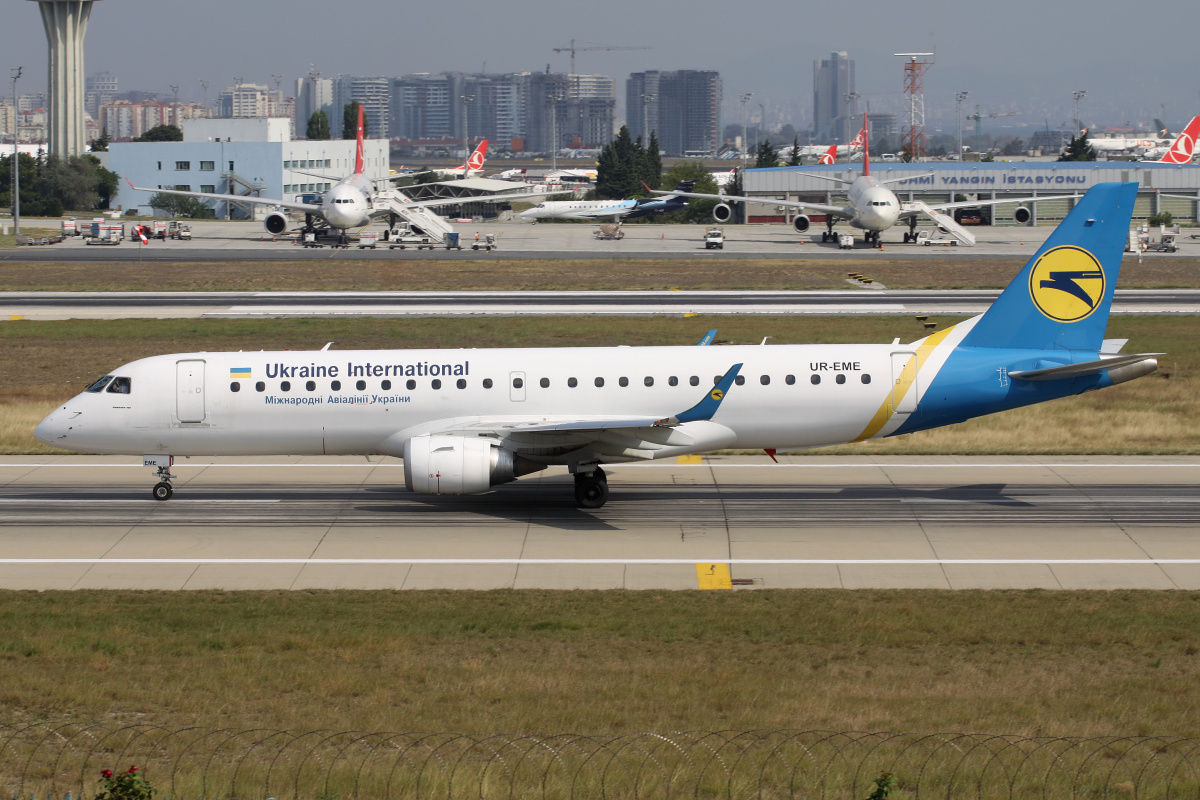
5 0 1198 134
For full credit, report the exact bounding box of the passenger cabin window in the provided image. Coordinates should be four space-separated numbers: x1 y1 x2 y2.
281 381 291 391
106 377 131 394
595 377 604 387
734 376 745 386
669 376 678 386
512 377 524 389
760 375 770 385
382 380 391 390
306 380 316 391
356 380 366 391
861 374 872 384
481 378 492 389
407 379 417 390
85 376 114 393
431 379 442 390
539 377 549 388
690 376 699 386
230 382 240 392
810 375 820 385
785 375 796 385
618 377 629 387
836 374 846 385
644 377 654 387
457 379 467 389
331 380 341 391
567 377 578 388
256 382 265 392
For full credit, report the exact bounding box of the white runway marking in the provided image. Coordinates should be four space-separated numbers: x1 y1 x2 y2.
3 558 1198 566
2 462 1197 469
0 499 280 503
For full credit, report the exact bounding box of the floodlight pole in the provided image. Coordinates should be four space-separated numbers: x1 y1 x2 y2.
739 92 753 167
1073 89 1087 133
11 66 22 235
956 91 969 159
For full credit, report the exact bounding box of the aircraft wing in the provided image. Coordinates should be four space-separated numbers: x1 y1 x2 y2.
384 189 554 211
128 184 318 214
653 189 853 220
914 192 1084 216
413 364 743 453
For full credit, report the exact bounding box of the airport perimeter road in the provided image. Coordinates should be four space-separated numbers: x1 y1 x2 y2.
1 455 1197 591
3 288 1198 319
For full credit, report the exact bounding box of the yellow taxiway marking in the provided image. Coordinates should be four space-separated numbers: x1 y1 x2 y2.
696 562 732 590
676 455 703 465
9 315 24 321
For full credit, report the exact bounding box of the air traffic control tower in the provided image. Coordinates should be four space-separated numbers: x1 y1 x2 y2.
28 0 102 156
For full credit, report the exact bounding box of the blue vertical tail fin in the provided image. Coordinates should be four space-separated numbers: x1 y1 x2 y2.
960 182 1137 352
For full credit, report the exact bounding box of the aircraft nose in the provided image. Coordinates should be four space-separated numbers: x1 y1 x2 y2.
34 408 68 446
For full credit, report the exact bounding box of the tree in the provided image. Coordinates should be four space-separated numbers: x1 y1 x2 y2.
596 125 642 200
754 139 778 168
1000 137 1026 157
785 136 802 167
1058 134 1097 162
643 130 663 190
133 124 182 142
306 110 331 141
147 193 215 218
342 102 368 139
90 127 111 152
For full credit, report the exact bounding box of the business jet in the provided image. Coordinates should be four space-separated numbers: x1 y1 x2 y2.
36 183 1158 510
130 111 527 244
661 113 1080 247
518 180 695 222
1137 116 1200 163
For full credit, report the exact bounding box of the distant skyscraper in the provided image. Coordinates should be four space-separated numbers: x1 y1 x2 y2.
627 70 721 156
85 70 117 118
332 75 389 138
295 75 333 135
813 51 855 143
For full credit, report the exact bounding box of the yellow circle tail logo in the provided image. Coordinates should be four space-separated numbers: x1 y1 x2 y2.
1028 245 1106 323
710 389 724 401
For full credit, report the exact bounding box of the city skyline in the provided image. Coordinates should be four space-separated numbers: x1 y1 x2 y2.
3 0 1197 135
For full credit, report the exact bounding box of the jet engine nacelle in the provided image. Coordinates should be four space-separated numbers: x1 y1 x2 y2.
792 214 811 233
1012 206 1032 224
712 203 733 223
403 434 543 495
264 212 290 235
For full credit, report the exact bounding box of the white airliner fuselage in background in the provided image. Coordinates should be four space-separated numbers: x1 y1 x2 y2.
37 183 1158 509
130 113 526 243
664 113 1081 247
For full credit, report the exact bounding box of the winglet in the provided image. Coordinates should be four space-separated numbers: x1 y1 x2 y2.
656 363 742 426
696 329 717 346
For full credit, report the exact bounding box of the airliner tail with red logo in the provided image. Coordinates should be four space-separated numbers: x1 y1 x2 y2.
1150 115 1200 164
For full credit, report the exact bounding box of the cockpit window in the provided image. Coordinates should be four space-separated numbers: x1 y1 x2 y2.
106 377 132 394
85 376 113 393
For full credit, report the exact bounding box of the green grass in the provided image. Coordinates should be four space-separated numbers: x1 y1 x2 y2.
1 590 1198 737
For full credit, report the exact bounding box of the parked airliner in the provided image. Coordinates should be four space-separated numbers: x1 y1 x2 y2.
1138 116 1200 163
430 140 489 178
663 113 1080 247
518 180 695 221
36 183 1156 509
130 111 526 243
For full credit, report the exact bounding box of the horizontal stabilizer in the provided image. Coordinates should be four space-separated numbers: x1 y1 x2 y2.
1009 353 1161 381
907 200 976 245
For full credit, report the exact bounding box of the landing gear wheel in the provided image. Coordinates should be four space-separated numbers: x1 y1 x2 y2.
574 469 608 509
152 481 173 501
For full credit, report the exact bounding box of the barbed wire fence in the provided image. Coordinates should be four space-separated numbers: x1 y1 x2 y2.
3 723 1199 800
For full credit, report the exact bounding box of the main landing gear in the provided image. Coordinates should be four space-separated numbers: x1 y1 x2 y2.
820 223 836 243
574 467 608 509
902 219 919 243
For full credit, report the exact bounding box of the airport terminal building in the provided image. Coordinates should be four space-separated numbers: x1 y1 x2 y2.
107 118 388 218
742 161 1200 225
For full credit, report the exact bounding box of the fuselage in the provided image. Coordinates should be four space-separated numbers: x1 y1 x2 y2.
519 199 638 221
319 173 375 230
843 176 901 232
33 316 1118 465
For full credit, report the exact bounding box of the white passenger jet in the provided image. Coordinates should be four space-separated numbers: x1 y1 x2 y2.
662 113 1080 247
130 111 527 244
518 180 695 221
428 140 490 179
36 183 1158 510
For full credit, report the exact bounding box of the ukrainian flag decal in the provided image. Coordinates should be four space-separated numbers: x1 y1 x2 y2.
230 367 251 380
1028 245 1106 323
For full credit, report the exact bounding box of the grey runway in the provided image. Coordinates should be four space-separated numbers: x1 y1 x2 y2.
3 288 1197 319
1 456 1197 590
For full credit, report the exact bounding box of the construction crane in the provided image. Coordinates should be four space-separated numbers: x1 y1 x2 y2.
967 106 1019 153
552 39 651 81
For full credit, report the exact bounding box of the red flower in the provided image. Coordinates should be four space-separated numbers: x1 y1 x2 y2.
101 770 113 778
128 766 138 774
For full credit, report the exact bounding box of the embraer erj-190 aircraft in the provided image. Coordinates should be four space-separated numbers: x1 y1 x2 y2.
662 113 1079 247
37 183 1157 509
130 111 525 243
518 180 695 221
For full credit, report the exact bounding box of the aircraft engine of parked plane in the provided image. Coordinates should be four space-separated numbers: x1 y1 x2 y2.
402 435 545 494
264 212 291 235
792 214 811 233
1013 207 1032 224
712 203 733 223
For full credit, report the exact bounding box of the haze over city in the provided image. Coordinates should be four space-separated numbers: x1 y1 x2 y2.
3 0 1197 133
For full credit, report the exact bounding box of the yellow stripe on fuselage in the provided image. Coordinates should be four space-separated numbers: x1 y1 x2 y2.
853 325 956 442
